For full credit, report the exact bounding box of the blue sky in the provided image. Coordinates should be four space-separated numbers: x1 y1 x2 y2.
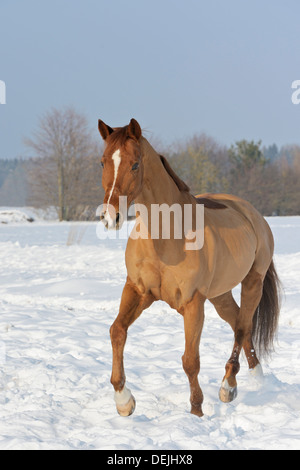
0 0 300 158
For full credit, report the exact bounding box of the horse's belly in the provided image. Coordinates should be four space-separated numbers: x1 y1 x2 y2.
206 230 257 298
207 263 253 298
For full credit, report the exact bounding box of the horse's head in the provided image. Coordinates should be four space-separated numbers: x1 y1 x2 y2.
97 118 143 230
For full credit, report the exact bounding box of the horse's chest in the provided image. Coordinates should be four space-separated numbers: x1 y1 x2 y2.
125 238 201 311
130 258 161 296
127 256 197 312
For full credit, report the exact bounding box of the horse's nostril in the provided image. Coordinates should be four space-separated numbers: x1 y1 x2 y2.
116 212 120 224
99 213 105 221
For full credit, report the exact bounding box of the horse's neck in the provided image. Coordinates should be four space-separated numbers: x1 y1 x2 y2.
133 138 194 248
136 137 186 207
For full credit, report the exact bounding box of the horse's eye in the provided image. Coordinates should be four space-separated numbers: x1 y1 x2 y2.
132 162 139 171
101 161 104 168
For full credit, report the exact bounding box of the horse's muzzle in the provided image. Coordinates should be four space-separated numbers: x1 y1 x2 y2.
99 207 123 230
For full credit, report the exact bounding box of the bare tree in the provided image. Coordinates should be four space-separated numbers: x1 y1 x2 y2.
25 107 103 220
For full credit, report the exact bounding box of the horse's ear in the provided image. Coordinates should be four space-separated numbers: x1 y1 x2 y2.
127 118 142 141
98 120 114 140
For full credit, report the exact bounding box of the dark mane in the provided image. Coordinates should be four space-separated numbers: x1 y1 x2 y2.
195 197 227 209
159 155 227 209
159 155 190 192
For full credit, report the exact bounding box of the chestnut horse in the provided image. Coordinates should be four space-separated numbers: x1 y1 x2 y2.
98 118 280 417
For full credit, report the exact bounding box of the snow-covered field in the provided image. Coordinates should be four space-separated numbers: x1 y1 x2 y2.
0 210 299 450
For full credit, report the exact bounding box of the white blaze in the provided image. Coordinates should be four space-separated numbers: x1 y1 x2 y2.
105 149 121 226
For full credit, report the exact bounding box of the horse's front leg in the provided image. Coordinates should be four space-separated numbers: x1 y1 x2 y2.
181 291 205 417
110 277 154 416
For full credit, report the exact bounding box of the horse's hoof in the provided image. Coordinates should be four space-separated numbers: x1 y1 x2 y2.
116 395 136 417
114 385 136 417
219 379 238 403
191 405 204 417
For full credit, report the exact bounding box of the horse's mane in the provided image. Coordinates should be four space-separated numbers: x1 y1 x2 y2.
159 155 190 192
160 155 226 209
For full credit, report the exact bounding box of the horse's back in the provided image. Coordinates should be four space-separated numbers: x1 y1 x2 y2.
198 193 274 275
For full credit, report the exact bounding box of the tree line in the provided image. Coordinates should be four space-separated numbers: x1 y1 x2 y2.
169 135 300 216
0 106 299 219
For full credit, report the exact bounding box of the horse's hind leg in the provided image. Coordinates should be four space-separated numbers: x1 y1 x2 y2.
110 277 154 416
217 271 264 403
210 291 261 371
181 291 205 417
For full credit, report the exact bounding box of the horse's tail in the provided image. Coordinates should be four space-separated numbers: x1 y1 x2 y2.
252 259 281 357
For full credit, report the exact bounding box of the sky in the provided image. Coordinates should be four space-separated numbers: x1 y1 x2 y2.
0 0 300 159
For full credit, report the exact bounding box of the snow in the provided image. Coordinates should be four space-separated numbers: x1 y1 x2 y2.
0 214 299 450
0 209 34 224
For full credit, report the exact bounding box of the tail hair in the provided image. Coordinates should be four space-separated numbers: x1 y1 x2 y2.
252 259 281 357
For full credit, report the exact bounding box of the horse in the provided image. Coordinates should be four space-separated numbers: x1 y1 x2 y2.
97 118 281 418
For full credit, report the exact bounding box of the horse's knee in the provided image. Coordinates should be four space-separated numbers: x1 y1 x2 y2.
182 353 200 378
110 321 127 347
